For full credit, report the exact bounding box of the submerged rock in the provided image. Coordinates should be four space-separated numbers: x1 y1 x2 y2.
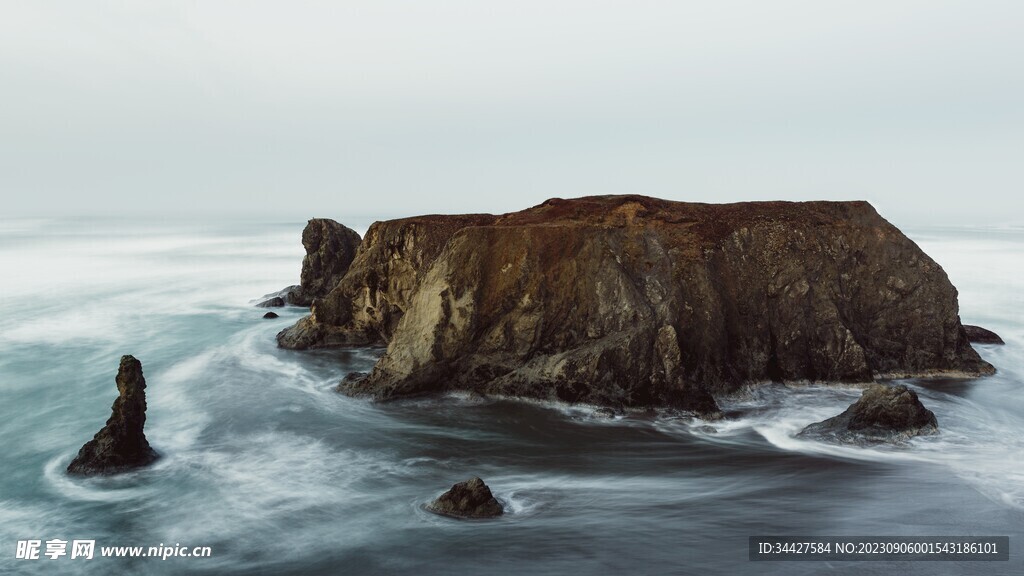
263 311 279 319
963 325 1004 345
256 296 286 308
286 218 362 307
798 384 938 444
279 196 993 414
427 477 504 519
67 356 159 475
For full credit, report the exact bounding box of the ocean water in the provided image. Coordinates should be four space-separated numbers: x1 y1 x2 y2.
1 218 1021 575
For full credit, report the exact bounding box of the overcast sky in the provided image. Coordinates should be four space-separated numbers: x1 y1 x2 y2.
1 1 1021 226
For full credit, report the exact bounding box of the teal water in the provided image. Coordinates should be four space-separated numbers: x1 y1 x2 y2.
1 218 1022 575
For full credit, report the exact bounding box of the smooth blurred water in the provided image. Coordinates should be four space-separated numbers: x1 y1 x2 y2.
1 218 1021 575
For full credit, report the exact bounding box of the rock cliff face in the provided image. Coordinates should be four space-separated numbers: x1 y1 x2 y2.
277 214 496 349
278 196 993 414
286 218 362 307
67 355 158 475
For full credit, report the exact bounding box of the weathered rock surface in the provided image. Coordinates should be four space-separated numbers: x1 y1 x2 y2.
798 384 939 443
426 477 504 519
67 355 159 475
279 195 993 415
263 311 279 319
286 219 362 307
278 214 496 349
963 325 1004 345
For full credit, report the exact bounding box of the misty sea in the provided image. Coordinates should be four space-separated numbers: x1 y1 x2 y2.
1 218 1021 575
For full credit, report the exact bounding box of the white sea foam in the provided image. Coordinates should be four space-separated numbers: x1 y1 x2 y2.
692 381 1024 511
42 454 160 503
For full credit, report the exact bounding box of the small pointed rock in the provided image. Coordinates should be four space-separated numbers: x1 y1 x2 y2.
67 355 159 475
427 477 504 519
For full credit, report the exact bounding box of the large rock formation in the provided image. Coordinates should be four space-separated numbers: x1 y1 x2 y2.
286 218 362 307
799 384 939 443
426 477 504 519
67 355 159 475
278 196 993 415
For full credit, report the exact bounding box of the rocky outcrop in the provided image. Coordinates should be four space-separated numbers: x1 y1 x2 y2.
263 311 279 319
799 384 939 443
256 296 286 308
963 325 1004 345
286 219 362 307
67 355 159 475
279 196 993 415
278 214 496 349
427 477 504 519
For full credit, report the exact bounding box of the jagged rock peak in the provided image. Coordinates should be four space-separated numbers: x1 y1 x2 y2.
67 355 159 475
287 218 362 307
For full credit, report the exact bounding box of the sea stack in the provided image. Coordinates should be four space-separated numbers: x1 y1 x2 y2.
799 384 939 444
67 355 159 475
427 477 504 519
286 218 362 307
277 196 994 415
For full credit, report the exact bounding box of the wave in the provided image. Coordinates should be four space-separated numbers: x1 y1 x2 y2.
680 382 1024 511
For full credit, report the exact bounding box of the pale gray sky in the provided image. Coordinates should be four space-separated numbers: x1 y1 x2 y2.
1 1 1021 226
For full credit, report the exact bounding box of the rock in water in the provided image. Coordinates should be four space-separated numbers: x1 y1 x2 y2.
263 312 279 319
286 218 362 307
427 477 504 519
278 196 994 415
799 384 938 443
67 355 159 475
963 325 1004 345
256 296 285 308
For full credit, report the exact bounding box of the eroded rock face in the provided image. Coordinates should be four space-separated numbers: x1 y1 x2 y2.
426 477 504 519
278 214 496 349
286 219 362 307
67 355 158 475
963 325 1004 345
798 384 938 443
280 196 993 415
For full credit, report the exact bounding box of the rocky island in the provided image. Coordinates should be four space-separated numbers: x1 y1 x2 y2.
276 195 994 417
